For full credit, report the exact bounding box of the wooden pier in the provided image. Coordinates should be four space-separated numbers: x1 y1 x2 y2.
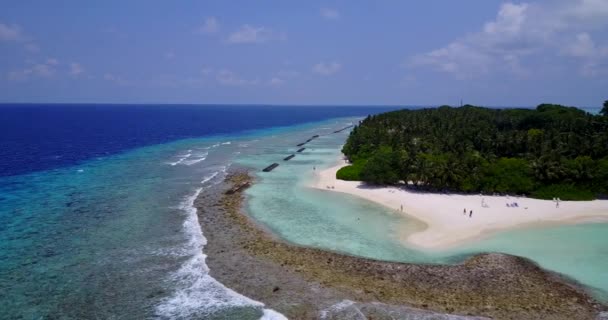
297 148 306 153
283 154 295 161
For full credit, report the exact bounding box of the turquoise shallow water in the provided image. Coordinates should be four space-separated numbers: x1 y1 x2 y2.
454 223 608 301
240 118 608 302
0 122 324 319
2 113 606 319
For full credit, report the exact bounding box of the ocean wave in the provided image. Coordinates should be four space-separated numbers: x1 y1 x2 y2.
155 187 285 319
182 157 207 166
201 171 220 185
182 151 209 166
168 149 210 166
261 309 288 320
167 152 192 166
319 300 357 319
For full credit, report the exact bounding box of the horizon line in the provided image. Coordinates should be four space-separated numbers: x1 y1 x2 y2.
0 102 601 109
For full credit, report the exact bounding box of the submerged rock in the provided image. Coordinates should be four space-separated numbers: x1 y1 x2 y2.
196 170 607 320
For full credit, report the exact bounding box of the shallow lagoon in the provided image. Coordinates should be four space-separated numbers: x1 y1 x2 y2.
242 118 608 301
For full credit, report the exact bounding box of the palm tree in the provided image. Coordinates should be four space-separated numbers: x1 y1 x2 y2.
601 100 608 116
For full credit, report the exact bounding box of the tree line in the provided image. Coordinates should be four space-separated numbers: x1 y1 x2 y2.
339 102 608 200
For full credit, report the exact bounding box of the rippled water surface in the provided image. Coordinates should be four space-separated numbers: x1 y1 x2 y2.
1 104 606 319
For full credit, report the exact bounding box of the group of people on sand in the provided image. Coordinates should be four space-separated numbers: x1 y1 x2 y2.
553 197 561 208
463 208 473 217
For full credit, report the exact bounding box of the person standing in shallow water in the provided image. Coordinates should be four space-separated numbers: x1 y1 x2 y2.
469 210 473 218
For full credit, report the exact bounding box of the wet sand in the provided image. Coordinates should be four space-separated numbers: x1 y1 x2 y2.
196 170 607 319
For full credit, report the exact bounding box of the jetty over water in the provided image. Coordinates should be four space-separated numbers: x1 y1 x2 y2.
297 148 306 153
283 154 295 161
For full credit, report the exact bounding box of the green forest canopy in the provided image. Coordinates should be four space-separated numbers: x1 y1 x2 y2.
339 103 608 200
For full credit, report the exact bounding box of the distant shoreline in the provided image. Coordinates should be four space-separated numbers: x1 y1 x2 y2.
310 157 608 250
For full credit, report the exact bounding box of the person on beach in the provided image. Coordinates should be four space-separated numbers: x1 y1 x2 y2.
469 210 473 218
313 166 316 171
400 204 403 212
463 208 466 215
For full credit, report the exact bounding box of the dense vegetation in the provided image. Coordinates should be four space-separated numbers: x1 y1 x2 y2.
339 102 608 200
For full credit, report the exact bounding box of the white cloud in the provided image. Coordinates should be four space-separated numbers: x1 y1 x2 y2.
0 22 41 53
196 17 219 35
7 58 58 81
276 70 300 78
0 23 23 41
103 73 130 86
70 62 84 76
312 61 342 76
408 0 608 78
216 69 259 86
268 77 285 86
226 25 285 44
564 33 608 76
564 33 597 57
320 8 340 20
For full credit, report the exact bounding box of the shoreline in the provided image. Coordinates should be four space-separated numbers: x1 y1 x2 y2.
310 158 608 250
195 171 606 319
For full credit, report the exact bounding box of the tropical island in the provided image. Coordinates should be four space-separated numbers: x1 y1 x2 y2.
338 103 608 200
308 103 608 250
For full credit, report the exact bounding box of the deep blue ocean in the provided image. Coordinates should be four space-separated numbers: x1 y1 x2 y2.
0 104 401 177
2 104 605 319
0 104 400 319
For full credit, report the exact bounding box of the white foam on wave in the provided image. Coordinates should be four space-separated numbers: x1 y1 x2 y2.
156 184 285 319
182 157 207 166
182 151 209 166
221 141 231 145
201 171 220 185
319 300 358 319
167 152 192 166
261 309 288 320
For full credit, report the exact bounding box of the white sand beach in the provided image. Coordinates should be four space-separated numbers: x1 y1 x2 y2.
310 158 608 250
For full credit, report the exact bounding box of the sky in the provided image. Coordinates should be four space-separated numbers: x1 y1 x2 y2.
0 0 607 107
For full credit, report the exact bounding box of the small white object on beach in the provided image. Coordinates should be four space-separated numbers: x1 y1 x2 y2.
311 156 608 250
